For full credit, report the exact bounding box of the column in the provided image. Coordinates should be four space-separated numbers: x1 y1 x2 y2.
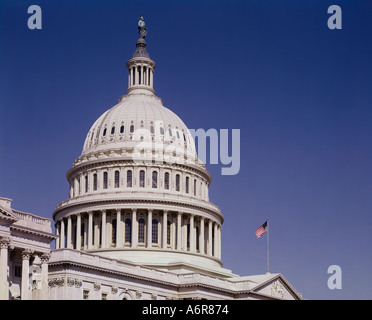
88 211 93 249
67 215 72 249
190 214 195 252
40 253 50 300
131 209 137 248
150 69 153 88
147 209 152 248
176 212 182 250
0 237 10 300
116 209 121 248
218 225 222 259
182 216 187 250
21 249 33 300
200 217 205 254
208 220 212 255
76 213 81 250
162 210 168 249
55 223 60 249
101 210 106 248
60 219 65 249
214 223 218 258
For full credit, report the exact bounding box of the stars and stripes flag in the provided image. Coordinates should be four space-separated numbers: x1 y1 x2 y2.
255 220 268 238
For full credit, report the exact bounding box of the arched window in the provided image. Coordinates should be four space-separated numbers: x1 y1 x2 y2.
167 220 171 245
103 172 108 189
115 170 120 188
120 125 124 134
193 179 196 196
138 219 145 243
130 124 134 133
112 219 117 245
150 125 154 134
152 171 158 188
140 170 145 188
164 172 169 190
160 127 164 135
185 176 189 194
127 170 132 187
125 219 132 243
93 174 97 191
176 174 180 191
85 175 89 193
111 126 115 135
152 219 158 243
176 131 180 139
169 128 172 137
103 128 107 136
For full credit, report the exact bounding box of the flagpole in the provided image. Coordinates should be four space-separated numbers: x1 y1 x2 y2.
266 217 269 274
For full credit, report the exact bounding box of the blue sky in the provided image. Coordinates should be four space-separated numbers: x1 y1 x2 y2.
1 0 371 299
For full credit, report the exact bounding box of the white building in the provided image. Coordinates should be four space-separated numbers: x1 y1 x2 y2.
0 20 303 300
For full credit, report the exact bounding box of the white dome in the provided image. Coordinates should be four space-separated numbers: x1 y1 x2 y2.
78 93 199 166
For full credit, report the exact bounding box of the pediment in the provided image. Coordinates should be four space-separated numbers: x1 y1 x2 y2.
250 274 303 300
0 204 19 221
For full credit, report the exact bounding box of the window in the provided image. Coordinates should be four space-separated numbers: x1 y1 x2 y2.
150 125 154 134
85 175 89 193
185 176 189 194
167 220 171 245
176 174 180 191
138 66 141 84
176 131 180 139
152 171 158 188
103 128 107 136
120 125 124 133
169 128 172 136
115 171 120 188
138 218 145 243
93 174 97 191
83 290 90 300
193 179 196 196
152 219 158 243
196 225 200 251
103 172 108 189
160 127 164 135
112 219 117 245
101 293 108 300
139 170 145 188
164 172 169 190
14 266 22 278
187 223 190 250
130 124 134 133
111 126 115 134
125 219 132 243
127 170 132 187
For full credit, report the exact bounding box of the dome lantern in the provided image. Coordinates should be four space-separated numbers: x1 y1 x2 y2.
126 16 156 95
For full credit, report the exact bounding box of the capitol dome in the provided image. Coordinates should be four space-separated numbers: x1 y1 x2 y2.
53 24 225 276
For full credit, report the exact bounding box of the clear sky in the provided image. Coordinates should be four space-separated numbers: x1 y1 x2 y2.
1 0 371 300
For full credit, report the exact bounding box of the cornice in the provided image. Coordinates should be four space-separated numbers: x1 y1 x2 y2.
53 197 223 223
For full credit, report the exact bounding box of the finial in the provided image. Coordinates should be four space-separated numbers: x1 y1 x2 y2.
138 15 147 39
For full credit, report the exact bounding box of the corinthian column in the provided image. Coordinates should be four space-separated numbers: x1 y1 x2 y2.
162 210 168 249
0 237 10 300
147 209 152 248
40 253 50 300
21 249 33 300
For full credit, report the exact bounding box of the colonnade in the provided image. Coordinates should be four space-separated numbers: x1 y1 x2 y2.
0 237 50 300
55 209 222 259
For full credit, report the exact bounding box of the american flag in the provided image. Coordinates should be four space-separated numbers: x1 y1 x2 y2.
255 221 268 238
